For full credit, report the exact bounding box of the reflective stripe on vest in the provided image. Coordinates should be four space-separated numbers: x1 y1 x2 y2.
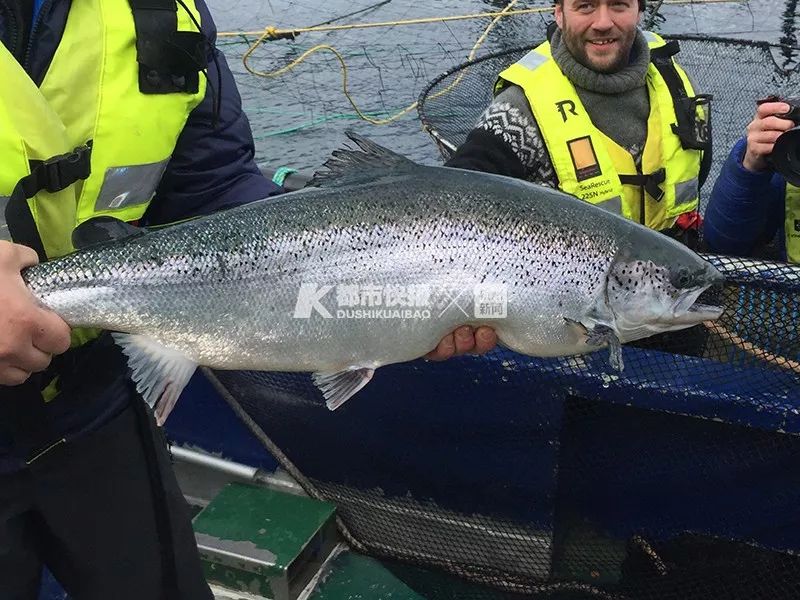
496 32 703 231
0 0 206 257
0 197 8 239
785 184 800 264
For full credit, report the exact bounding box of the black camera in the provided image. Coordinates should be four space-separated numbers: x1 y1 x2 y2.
762 95 800 185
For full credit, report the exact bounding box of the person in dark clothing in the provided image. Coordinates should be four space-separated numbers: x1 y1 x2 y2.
704 99 795 263
0 1 280 597
0 1 495 598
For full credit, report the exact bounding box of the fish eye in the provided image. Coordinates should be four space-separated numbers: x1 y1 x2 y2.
670 267 694 289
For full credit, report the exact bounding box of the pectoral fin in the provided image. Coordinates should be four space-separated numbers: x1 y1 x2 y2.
312 367 375 410
589 325 624 372
564 318 624 371
112 333 198 425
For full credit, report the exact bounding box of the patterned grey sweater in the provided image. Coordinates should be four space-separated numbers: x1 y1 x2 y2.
446 29 651 187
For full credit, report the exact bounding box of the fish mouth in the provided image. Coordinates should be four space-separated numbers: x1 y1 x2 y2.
669 286 724 324
667 262 725 323
683 301 724 321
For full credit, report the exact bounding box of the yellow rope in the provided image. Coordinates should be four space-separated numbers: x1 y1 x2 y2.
219 0 743 39
241 0 527 125
423 0 521 112
242 43 419 124
221 7 551 39
234 0 745 127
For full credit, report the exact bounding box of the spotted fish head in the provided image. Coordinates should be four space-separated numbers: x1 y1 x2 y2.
602 236 724 343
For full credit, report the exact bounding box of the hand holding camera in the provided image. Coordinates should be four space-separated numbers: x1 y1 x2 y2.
743 99 794 172
743 97 800 181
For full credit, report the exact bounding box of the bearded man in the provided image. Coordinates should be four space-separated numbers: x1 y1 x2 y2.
447 0 711 247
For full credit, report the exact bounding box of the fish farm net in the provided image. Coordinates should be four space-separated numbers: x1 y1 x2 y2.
204 36 800 600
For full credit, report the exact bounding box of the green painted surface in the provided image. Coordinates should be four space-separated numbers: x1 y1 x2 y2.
365 559 525 600
203 561 274 597
197 484 523 600
194 483 337 599
194 483 336 569
310 552 426 600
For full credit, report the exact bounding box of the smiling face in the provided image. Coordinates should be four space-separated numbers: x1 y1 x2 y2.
555 0 641 74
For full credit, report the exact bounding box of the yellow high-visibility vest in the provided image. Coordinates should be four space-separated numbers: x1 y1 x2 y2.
784 184 800 264
0 0 206 258
496 32 703 231
0 0 207 394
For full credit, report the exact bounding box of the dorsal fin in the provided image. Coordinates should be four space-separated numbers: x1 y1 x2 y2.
72 216 145 250
308 130 418 188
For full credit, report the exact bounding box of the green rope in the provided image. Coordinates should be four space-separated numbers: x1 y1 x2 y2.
271 166 298 186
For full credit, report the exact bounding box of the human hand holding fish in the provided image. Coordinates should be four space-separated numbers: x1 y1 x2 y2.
0 241 71 386
19 133 724 424
425 325 498 361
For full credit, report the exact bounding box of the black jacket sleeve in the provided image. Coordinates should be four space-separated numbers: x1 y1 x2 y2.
445 128 528 179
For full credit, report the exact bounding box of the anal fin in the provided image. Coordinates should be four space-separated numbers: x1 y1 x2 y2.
112 333 198 425
312 367 375 410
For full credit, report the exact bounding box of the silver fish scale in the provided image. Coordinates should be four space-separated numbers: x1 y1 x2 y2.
26 165 629 372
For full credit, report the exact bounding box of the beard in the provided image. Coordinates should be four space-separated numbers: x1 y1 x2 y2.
561 25 636 74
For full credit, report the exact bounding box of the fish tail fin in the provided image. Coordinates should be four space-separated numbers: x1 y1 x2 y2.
112 333 198 425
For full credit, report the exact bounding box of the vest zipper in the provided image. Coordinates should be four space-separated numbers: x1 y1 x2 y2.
21 0 51 71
